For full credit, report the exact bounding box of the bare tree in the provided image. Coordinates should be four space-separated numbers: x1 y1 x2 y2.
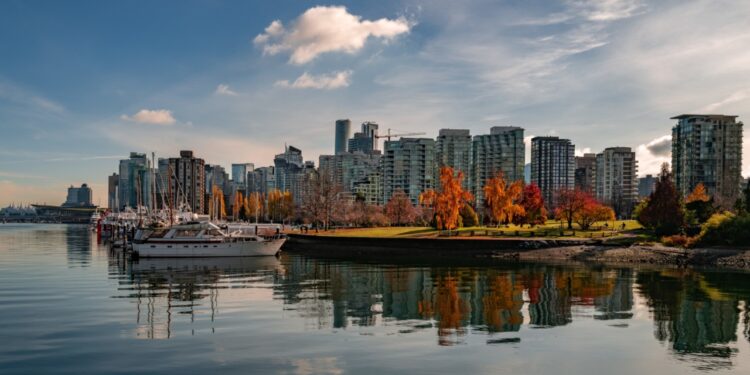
302 169 343 231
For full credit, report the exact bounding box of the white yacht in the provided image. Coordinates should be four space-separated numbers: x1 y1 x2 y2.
132 222 285 258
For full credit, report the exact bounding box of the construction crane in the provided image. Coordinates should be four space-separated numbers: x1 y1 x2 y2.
374 128 426 142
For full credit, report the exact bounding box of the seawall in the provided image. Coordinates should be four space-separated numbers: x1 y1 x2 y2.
283 234 600 257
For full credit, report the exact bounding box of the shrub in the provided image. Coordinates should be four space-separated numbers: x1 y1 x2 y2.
696 212 750 247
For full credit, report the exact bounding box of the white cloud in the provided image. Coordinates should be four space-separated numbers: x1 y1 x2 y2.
120 109 176 125
636 135 672 176
702 89 750 112
575 147 593 157
214 84 238 96
254 6 412 64
275 71 352 90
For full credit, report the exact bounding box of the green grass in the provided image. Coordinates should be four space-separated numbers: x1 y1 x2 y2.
314 220 642 239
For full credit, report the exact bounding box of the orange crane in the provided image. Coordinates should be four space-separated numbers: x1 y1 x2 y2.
374 128 426 142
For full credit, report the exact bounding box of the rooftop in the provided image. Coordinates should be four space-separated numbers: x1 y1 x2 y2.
670 114 739 121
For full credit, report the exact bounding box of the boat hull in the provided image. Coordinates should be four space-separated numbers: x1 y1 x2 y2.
133 238 284 258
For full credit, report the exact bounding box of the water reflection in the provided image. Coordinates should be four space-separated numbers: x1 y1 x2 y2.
66 225 91 267
105 250 750 369
113 257 283 339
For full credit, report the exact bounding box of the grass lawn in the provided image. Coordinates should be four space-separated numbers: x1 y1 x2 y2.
307 220 643 239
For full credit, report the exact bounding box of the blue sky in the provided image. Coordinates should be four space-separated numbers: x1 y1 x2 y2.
1 0 749 206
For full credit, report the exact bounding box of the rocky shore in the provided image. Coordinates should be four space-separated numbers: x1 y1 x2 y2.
493 244 750 270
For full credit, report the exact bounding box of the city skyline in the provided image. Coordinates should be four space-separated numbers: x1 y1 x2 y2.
2 1 750 206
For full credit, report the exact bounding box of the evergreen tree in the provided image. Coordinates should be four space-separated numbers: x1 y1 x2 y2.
637 163 686 236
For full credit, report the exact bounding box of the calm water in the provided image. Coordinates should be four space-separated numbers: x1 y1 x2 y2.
2 225 750 374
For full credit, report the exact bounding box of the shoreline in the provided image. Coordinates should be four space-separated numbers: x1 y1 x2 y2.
284 234 750 270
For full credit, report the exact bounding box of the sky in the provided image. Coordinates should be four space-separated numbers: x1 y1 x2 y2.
1 0 749 207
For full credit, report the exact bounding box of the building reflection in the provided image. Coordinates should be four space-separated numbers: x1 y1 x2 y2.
636 269 742 370
65 225 92 267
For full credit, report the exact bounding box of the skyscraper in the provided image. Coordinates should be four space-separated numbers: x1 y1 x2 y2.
335 119 351 154
107 173 119 210
471 126 525 206
117 152 153 210
671 114 743 207
383 138 436 204
63 183 93 207
595 147 638 217
160 150 206 213
436 129 472 188
319 152 381 193
530 136 575 207
575 153 597 193
348 121 379 154
638 175 656 198
274 145 311 204
231 163 254 186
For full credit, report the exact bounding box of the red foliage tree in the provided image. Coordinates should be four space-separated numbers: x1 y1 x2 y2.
520 183 547 226
574 195 615 230
385 191 417 226
554 188 587 229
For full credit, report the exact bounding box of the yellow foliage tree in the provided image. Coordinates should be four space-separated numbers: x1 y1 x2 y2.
233 191 244 220
483 172 525 226
209 184 226 221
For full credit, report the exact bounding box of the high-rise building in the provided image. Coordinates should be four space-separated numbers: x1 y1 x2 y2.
348 122 379 154
231 163 254 186
247 166 276 195
595 147 638 217
274 145 312 204
671 114 743 206
335 119 351 154
107 173 119 210
436 129 472 189
383 138 436 204
63 183 93 207
204 164 229 195
160 150 206 213
575 153 597 193
117 152 153 210
319 151 382 193
530 136 575 207
638 174 656 198
471 126 525 205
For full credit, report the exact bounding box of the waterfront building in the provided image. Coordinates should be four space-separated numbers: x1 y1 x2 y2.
247 166 276 196
575 153 597 193
471 127 525 205
638 174 657 198
319 151 382 193
383 138 436 204
335 119 351 154
595 147 638 217
63 183 93 207
107 173 119 210
160 150 206 213
671 114 743 206
348 121 379 154
117 152 153 210
436 129 472 189
530 136 575 207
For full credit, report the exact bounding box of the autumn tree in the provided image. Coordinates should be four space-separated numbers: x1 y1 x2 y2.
637 163 686 236
574 196 615 230
459 204 479 227
386 191 417 226
301 170 343 230
685 183 714 224
245 192 264 222
520 183 547 227
420 167 474 231
267 189 294 223
483 172 524 226
232 191 245 220
554 188 587 230
208 184 226 221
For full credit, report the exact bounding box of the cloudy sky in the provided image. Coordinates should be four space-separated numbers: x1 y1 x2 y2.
1 0 749 206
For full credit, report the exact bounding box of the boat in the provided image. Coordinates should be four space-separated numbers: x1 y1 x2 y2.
132 221 285 258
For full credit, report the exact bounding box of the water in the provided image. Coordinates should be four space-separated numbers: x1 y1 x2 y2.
1 224 750 374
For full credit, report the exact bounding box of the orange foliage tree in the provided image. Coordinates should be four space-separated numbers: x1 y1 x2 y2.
232 191 244 220
482 172 524 226
419 167 473 230
686 183 710 203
